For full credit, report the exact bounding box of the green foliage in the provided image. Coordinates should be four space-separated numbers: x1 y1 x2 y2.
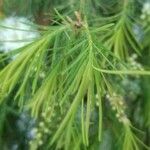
0 0 150 150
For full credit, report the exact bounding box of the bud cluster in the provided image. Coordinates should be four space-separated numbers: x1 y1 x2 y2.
29 106 53 148
128 54 143 71
140 2 150 25
106 93 130 125
29 103 65 148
